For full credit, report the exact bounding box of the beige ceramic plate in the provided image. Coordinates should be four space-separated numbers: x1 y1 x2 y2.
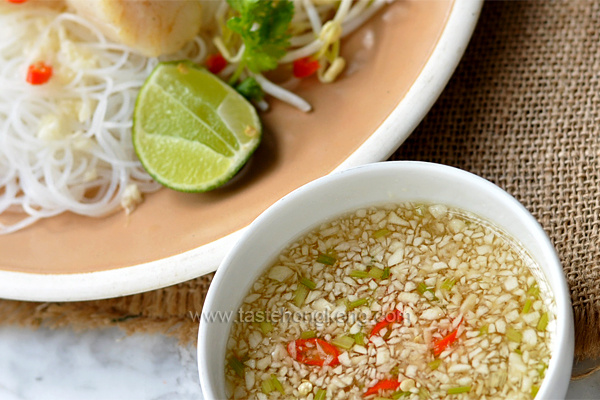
0 0 483 301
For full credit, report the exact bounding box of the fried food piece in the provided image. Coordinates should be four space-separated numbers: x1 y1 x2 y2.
66 0 204 57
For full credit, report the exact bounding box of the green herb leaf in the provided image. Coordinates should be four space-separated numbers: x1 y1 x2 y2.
235 77 264 101
226 0 294 73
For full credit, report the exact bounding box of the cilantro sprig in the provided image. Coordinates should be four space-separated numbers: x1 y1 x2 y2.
235 77 264 102
226 0 294 74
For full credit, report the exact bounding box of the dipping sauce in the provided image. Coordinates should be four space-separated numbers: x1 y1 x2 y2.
225 203 554 400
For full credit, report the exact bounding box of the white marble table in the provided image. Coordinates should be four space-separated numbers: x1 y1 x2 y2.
0 326 597 400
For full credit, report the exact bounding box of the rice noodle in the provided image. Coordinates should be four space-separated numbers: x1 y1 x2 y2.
0 0 387 234
0 2 207 234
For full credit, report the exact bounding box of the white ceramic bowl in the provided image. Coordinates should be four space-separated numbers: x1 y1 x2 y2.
198 161 574 400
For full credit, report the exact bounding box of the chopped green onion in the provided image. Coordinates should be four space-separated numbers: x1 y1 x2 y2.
441 278 456 291
391 391 411 399
479 325 488 336
416 282 437 300
515 348 523 355
331 335 355 350
389 365 401 376
527 283 540 299
382 267 391 280
228 356 245 378
347 298 368 310
538 362 547 377
271 375 285 394
300 276 317 290
368 267 385 279
261 378 274 394
350 270 369 278
537 312 549 331
447 386 471 394
260 321 274 335
293 284 309 307
417 282 428 295
317 253 336 265
373 228 391 239
506 326 522 343
315 388 327 400
418 387 430 399
428 359 442 370
522 298 533 314
301 330 317 339
374 397 392 400
531 385 539 398
382 327 393 340
354 332 366 346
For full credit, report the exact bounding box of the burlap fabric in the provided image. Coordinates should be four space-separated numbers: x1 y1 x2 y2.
2 0 600 360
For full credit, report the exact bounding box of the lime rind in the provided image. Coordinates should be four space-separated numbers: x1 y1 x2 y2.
132 61 262 192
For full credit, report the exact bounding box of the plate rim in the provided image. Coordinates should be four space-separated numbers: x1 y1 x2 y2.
0 0 484 301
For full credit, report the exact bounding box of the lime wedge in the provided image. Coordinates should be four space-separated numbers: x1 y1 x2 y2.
133 61 262 192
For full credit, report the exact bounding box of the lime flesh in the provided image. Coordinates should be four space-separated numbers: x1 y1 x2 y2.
133 61 261 192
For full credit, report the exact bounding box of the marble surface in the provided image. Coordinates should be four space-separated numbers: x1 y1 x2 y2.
0 325 597 400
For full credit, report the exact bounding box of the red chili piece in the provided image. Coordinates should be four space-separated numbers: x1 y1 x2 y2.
287 338 340 367
26 62 53 85
205 53 227 74
293 57 320 78
370 309 403 339
433 319 463 356
7 0 29 3
364 379 401 397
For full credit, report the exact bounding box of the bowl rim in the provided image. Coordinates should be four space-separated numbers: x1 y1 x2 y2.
197 161 574 400
0 0 484 302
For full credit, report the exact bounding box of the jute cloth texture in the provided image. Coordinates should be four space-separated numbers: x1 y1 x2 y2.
2 0 600 359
